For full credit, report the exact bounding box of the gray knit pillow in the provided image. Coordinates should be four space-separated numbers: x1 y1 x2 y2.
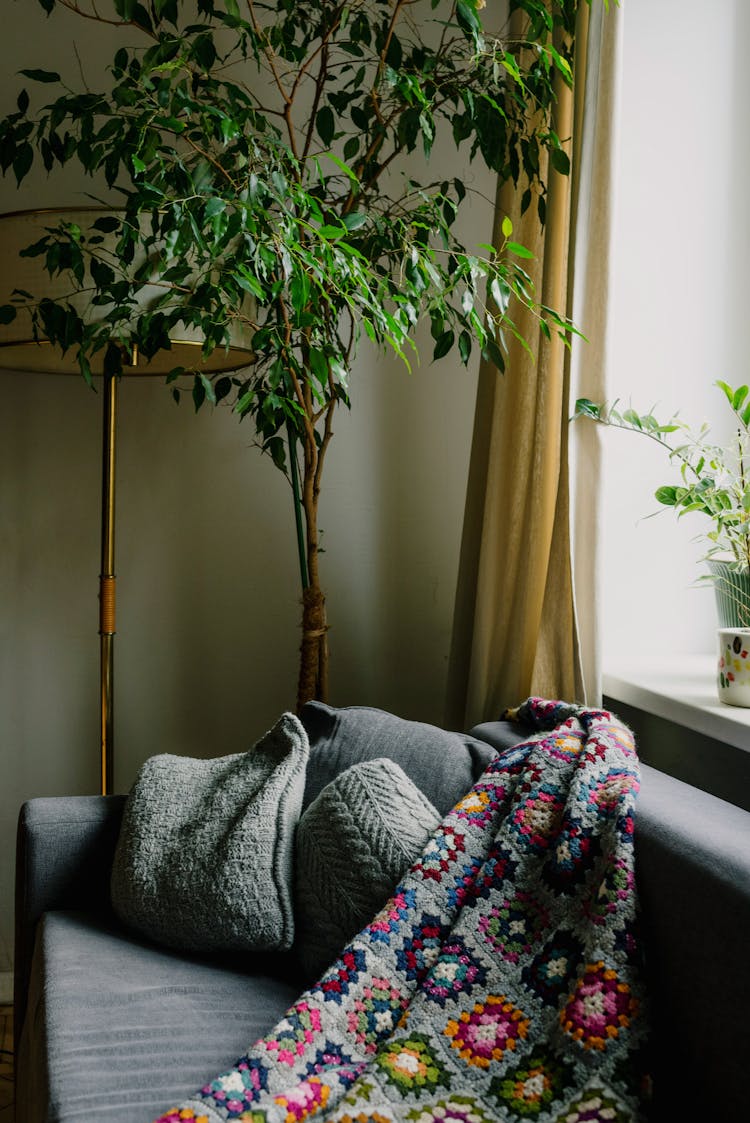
293 757 441 980
111 713 309 953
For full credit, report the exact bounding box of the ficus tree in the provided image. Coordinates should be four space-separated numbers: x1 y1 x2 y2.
0 0 581 710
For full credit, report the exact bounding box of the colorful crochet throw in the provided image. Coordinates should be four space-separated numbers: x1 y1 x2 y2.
153 699 650 1123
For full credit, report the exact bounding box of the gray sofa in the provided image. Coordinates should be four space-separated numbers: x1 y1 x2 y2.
13 702 750 1122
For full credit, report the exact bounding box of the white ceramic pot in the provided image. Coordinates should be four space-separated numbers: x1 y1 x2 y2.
717 627 750 706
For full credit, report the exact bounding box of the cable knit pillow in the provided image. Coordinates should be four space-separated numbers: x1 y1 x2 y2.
111 713 309 953
294 757 441 980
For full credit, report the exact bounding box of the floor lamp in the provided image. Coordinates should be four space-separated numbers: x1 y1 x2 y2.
0 208 254 795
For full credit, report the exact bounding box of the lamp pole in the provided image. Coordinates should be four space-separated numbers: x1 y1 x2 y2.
99 369 117 796
0 210 255 797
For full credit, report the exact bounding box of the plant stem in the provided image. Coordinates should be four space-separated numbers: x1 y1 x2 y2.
287 422 309 590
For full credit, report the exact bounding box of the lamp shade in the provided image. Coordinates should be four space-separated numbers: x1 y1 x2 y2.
0 207 255 375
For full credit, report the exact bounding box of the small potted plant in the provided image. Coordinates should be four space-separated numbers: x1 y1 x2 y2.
575 381 750 628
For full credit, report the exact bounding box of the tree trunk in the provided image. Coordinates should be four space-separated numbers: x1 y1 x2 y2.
294 433 329 712
296 580 328 711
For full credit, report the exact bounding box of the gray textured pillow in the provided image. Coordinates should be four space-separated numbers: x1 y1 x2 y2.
294 756 441 980
111 713 309 953
300 701 497 815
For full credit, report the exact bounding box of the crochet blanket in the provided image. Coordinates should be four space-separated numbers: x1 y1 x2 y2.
154 699 650 1123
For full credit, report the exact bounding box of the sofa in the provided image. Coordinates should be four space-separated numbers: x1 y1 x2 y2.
13 701 750 1122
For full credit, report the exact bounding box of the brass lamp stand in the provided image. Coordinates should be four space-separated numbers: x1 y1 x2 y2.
0 208 254 794
100 369 117 795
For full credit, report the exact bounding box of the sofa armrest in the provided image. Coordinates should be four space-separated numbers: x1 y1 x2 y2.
635 763 750 1119
14 794 126 1052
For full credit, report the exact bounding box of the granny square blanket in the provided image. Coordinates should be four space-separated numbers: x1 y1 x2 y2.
154 699 650 1123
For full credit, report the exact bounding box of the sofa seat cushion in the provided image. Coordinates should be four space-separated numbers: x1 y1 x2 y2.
17 910 302 1123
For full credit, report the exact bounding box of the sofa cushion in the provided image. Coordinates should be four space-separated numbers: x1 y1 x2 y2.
111 713 309 953
300 701 497 815
294 758 442 980
16 910 301 1123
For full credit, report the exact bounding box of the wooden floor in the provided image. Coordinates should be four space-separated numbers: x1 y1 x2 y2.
0 1005 12 1122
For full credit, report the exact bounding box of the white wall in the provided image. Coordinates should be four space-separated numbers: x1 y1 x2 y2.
0 4 491 982
602 0 750 665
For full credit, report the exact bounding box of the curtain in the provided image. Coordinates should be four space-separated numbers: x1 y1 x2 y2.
446 1 622 729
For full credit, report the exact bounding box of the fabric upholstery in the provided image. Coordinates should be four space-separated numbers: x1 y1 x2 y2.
156 701 649 1123
111 713 309 952
300 701 497 815
14 715 750 1122
632 764 750 1120
14 793 126 1058
17 910 300 1123
293 757 441 979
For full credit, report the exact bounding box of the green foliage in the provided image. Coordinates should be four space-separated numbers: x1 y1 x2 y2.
2 0 580 474
574 384 750 568
1 0 599 700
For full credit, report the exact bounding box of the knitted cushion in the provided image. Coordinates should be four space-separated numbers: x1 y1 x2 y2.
294 757 441 980
111 713 309 953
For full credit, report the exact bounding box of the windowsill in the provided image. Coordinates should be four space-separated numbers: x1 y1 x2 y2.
603 654 750 756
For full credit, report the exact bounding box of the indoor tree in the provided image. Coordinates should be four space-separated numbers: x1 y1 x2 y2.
0 0 581 710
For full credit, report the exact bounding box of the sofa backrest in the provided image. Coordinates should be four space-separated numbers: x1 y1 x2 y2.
300 701 497 815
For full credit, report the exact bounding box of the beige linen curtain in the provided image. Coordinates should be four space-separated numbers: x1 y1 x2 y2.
446 1 621 728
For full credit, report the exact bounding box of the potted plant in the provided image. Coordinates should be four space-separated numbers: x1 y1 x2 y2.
0 0 583 710
575 382 750 627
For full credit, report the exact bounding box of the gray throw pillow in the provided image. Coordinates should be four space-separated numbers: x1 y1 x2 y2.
294 756 441 980
111 713 309 953
300 701 497 815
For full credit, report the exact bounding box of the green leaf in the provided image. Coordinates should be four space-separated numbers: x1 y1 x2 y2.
191 33 217 71
204 196 225 219
733 385 749 411
78 350 93 387
316 106 335 147
343 136 360 162
550 147 570 176
655 486 679 506
309 347 328 386
507 241 535 260
13 143 33 185
574 398 603 420
198 371 216 405
323 152 359 183
342 212 367 231
501 215 513 238
490 276 510 314
0 305 17 325
93 216 121 233
716 379 735 405
456 0 481 40
482 336 505 373
317 224 345 239
433 329 454 360
192 373 206 411
18 68 60 83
